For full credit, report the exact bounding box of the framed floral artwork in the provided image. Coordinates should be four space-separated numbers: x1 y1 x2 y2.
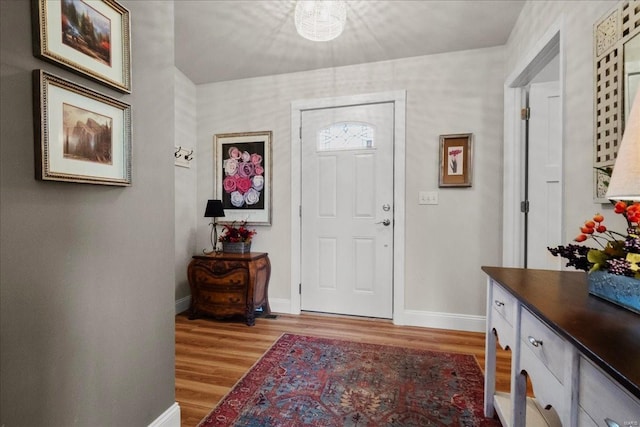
33 69 132 186
214 131 272 225
439 133 473 187
32 0 132 93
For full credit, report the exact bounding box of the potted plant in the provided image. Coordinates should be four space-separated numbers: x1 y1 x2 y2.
218 221 256 254
548 201 640 313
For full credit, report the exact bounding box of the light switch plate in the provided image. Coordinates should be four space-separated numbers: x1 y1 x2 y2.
419 191 438 205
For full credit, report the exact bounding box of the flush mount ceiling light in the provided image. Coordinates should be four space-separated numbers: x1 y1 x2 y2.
294 0 347 42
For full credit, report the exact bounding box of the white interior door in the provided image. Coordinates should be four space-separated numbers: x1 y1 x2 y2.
300 102 394 318
527 81 562 270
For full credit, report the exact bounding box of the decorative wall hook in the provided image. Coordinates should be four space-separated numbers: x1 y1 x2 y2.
174 146 194 168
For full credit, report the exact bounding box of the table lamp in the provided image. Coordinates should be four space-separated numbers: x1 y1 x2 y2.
606 91 640 201
203 199 225 254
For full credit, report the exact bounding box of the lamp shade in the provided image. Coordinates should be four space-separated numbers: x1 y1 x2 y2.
606 91 640 201
294 0 347 42
204 199 225 218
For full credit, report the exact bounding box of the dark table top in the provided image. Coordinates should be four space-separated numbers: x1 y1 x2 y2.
192 252 268 261
482 266 640 400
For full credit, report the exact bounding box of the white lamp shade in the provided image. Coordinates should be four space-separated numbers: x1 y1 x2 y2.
606 91 640 201
295 1 347 42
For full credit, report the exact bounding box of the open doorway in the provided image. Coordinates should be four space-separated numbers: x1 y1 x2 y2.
503 20 565 269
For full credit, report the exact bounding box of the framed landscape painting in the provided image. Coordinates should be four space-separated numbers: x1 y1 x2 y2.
32 0 132 93
439 133 473 187
33 69 132 186
214 131 272 225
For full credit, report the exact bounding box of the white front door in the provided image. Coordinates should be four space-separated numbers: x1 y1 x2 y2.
300 102 394 318
527 81 562 269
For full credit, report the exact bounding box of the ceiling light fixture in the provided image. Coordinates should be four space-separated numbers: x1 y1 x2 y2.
294 0 347 42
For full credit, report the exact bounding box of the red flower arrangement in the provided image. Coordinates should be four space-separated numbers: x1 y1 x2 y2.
218 221 257 243
548 201 640 277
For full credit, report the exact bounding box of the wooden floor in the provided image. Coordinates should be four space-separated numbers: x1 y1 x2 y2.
175 311 513 427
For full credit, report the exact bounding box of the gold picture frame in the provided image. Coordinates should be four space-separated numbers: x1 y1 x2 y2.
439 133 473 188
32 0 132 93
33 69 132 186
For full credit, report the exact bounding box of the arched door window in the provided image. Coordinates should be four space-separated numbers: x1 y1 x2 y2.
317 122 375 151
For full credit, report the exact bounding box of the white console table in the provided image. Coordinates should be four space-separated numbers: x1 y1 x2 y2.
482 267 640 427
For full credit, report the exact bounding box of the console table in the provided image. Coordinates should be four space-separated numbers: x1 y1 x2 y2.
188 252 271 326
482 267 640 427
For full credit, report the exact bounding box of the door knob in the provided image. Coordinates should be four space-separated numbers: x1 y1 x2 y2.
375 219 391 226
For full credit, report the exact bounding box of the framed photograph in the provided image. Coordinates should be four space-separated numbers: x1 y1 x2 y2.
33 69 132 186
439 133 473 187
32 0 132 93
214 131 272 225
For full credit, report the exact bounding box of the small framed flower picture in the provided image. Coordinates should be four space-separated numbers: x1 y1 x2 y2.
214 131 272 225
439 133 473 187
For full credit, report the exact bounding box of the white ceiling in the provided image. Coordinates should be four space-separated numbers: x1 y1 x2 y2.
174 0 525 85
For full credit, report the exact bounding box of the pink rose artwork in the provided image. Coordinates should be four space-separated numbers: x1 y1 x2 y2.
222 144 265 208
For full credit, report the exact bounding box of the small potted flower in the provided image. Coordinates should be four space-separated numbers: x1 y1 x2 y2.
548 201 640 313
218 221 257 254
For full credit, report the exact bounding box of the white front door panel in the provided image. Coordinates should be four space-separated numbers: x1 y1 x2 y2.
301 102 394 318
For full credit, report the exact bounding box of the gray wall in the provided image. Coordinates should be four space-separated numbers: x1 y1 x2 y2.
174 69 197 306
0 1 176 425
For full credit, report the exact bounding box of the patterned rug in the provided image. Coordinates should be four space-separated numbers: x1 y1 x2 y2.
198 334 501 427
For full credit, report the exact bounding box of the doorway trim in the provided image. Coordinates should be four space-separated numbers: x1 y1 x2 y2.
503 17 565 267
290 90 407 323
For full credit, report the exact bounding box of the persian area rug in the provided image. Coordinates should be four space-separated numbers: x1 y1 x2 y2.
198 333 501 427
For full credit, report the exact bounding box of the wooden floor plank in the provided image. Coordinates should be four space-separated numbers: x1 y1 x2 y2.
175 311 513 427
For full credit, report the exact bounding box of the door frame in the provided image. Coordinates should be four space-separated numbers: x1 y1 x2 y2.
290 90 406 323
503 18 565 267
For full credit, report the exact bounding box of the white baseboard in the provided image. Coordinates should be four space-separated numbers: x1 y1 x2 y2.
148 402 180 427
399 309 486 332
268 298 291 315
266 298 486 333
175 295 190 315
